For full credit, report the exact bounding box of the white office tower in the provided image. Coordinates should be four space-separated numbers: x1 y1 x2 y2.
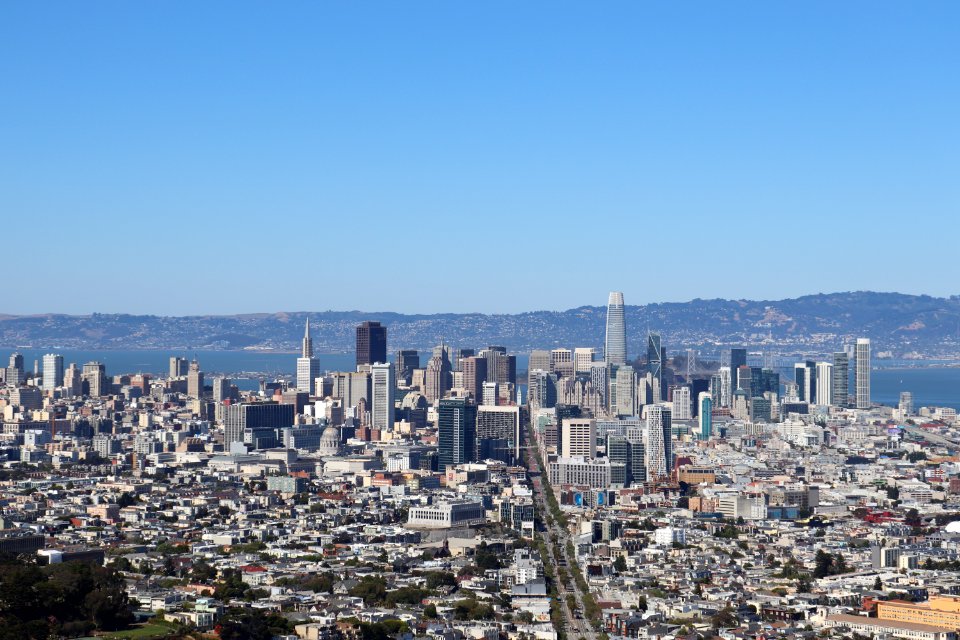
42 353 64 393
574 347 597 374
561 418 596 459
482 381 499 406
296 319 321 395
371 362 396 431
604 291 626 366
716 366 731 407
815 362 833 406
644 405 672 481
614 365 637 417
672 385 691 420
855 338 871 409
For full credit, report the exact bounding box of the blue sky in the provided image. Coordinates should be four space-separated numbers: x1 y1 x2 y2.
1 2 957 315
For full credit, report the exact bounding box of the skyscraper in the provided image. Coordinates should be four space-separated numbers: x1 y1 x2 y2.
815 362 833 406
169 356 188 379
187 360 204 398
832 352 849 407
476 405 520 463
438 397 477 472
614 365 637 417
698 392 712 440
672 385 691 420
461 356 488 401
394 349 420 386
356 321 387 366
370 362 396 431
574 348 597 374
297 319 321 395
561 418 597 459
730 348 747 392
42 353 64 393
647 332 662 401
644 405 672 481
82 361 107 397
604 291 626 366
856 338 871 409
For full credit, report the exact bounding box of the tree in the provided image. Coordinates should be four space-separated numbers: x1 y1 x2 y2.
613 556 627 573
873 576 883 590
711 606 738 629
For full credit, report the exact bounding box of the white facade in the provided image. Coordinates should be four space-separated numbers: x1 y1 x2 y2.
672 386 691 420
815 361 833 406
370 362 396 430
574 347 597 374
561 418 596 459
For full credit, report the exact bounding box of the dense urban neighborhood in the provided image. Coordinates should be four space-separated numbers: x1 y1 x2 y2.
2 299 960 640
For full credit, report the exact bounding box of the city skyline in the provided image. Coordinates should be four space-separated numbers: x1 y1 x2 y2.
3 2 959 315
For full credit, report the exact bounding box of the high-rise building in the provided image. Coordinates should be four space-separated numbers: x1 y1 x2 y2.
614 365 637 417
832 352 849 407
213 377 232 403
551 349 574 378
169 356 189 379
529 350 552 374
481 381 499 406
480 347 515 385
730 348 747 394
590 362 609 409
395 349 420 386
604 291 626 366
64 363 82 397
42 353 64 393
187 360 204 398
296 319 321 395
574 347 597 374
793 361 817 404
672 385 691 420
815 362 833 406
477 405 521 463
899 391 914 417
698 392 712 440
644 405 672 481
425 354 450 403
356 321 387 366
527 369 557 409
647 332 662 401
461 356 488 401
438 398 477 472
453 348 475 372
82 362 107 397
561 418 596 459
223 401 295 448
714 366 731 407
370 362 396 431
856 338 871 409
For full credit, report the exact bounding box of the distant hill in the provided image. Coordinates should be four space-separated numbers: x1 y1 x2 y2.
2 292 959 358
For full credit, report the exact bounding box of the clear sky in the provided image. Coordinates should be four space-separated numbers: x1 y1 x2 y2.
1 2 957 315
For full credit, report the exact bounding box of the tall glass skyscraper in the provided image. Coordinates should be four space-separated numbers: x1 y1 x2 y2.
604 291 626 366
832 352 849 407
647 332 662 401
856 338 871 409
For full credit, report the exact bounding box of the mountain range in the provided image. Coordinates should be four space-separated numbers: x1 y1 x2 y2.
2 292 959 358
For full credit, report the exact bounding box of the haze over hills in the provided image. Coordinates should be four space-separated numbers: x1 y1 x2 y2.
2 291 959 358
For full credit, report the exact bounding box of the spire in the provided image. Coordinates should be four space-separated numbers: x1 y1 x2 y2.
302 317 313 358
